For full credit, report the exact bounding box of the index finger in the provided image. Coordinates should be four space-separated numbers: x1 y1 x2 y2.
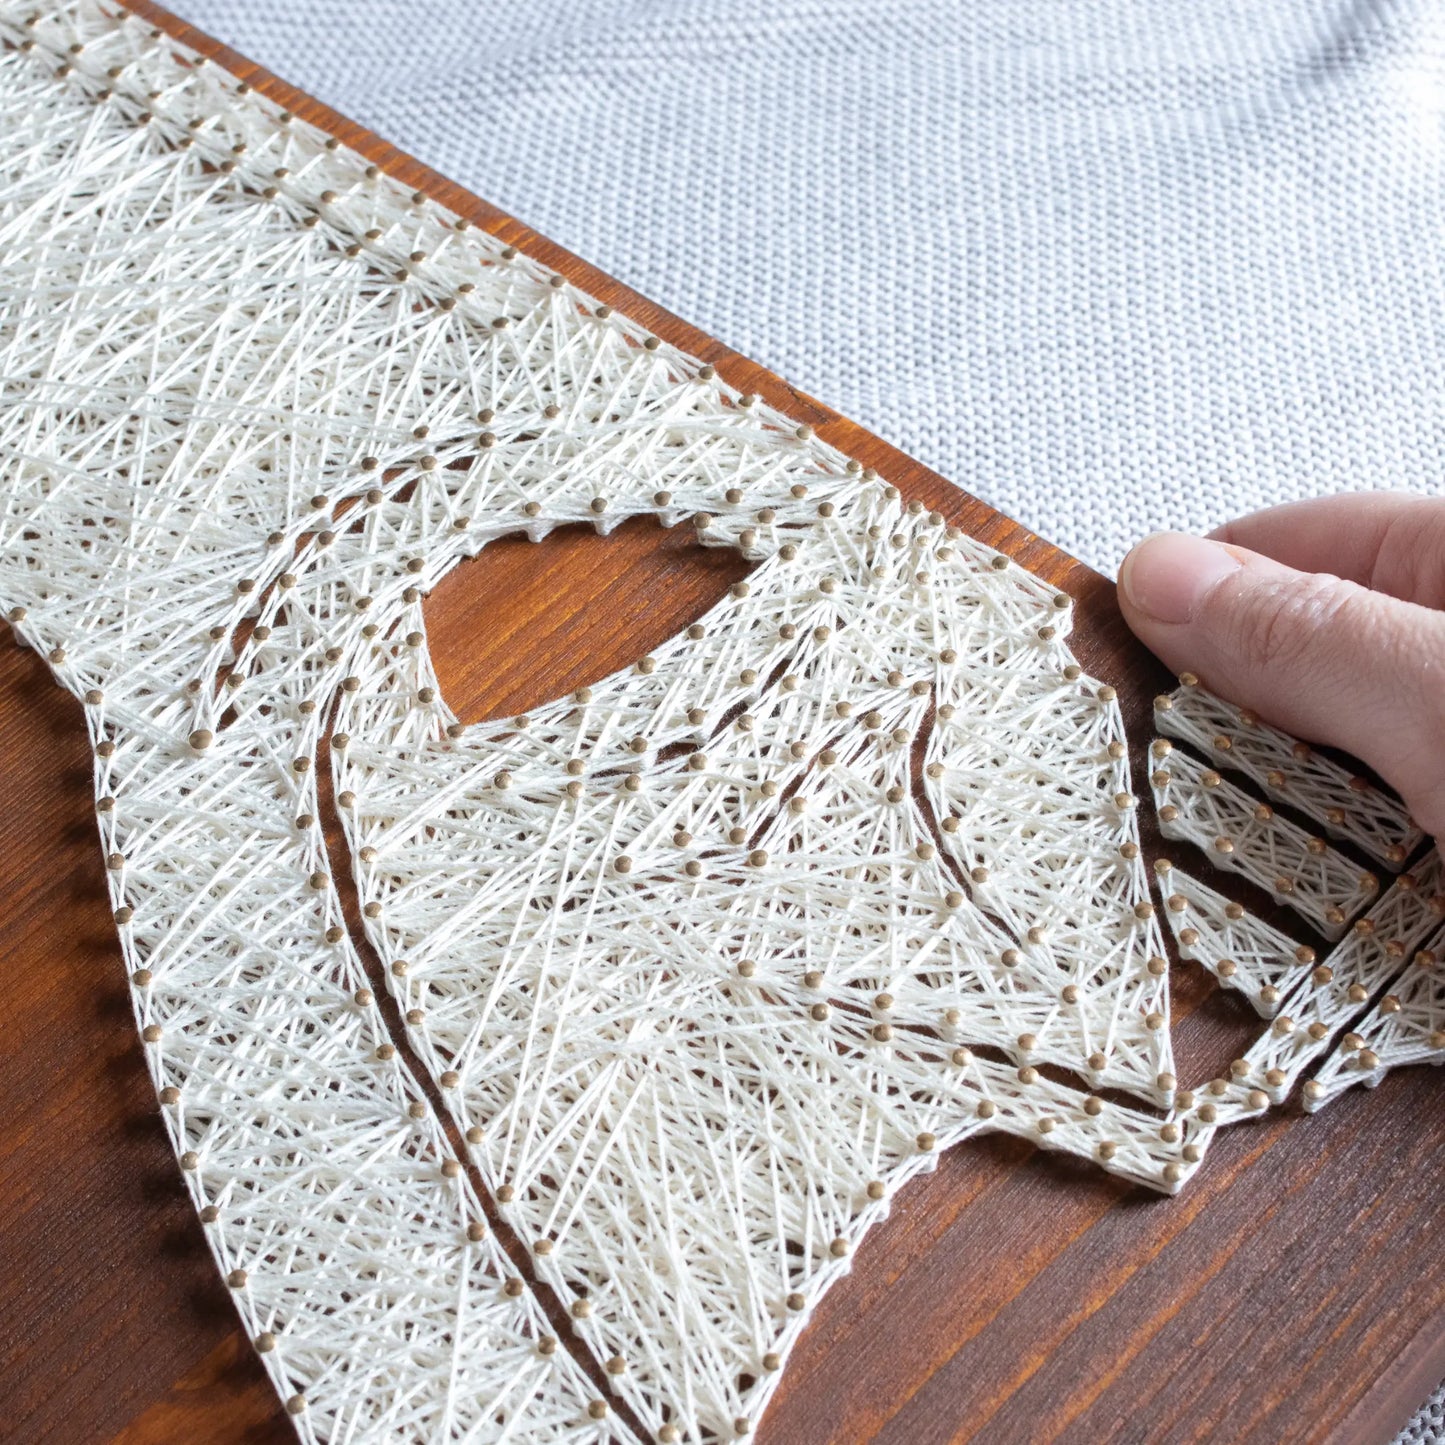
1208 492 1445 610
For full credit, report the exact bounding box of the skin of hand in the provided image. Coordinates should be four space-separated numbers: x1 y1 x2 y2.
1116 492 1445 844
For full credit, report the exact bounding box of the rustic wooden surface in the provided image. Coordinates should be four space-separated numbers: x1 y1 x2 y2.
2 4 1444 1442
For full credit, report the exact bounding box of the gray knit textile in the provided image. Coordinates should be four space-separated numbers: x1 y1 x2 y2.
171 0 1445 1435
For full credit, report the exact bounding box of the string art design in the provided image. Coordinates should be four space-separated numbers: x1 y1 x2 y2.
0 3 1439 1439
1151 680 1443 1115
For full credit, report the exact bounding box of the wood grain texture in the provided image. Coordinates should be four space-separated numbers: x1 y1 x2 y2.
1 3 1442 1441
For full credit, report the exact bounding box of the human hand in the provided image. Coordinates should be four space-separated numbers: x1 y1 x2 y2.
1117 493 1445 843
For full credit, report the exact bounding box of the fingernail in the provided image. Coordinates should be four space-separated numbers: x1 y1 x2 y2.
1119 532 1242 625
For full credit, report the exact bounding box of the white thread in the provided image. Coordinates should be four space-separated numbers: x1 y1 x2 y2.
1157 863 1312 1018
1150 684 1443 1119
1306 922 1445 1108
1 5 1440 1441
1154 680 1422 869
1149 738 1380 940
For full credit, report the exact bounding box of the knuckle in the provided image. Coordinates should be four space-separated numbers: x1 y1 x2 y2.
1407 654 1445 838
1373 499 1445 609
1222 572 1361 676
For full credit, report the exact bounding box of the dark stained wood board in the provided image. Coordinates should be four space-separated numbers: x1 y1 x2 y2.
1 3 1443 1441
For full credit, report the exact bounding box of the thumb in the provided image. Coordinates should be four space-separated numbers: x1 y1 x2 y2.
1118 531 1445 839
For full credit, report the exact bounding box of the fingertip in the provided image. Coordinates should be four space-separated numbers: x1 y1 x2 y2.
1119 532 1243 628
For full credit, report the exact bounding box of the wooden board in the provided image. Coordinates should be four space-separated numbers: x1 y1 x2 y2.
2 4 1444 1441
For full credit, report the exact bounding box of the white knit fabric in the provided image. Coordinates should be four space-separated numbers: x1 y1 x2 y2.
178 0 1445 579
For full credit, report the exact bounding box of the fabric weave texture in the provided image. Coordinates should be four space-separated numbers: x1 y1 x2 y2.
182 0 1445 580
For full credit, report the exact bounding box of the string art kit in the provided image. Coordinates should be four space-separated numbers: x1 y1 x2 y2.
1 3 1442 1441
